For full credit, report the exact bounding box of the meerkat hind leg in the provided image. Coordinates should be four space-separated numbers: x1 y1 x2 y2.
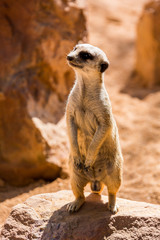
67 175 86 213
107 193 119 214
67 197 85 213
104 176 120 214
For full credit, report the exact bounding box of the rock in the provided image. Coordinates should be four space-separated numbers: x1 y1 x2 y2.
0 0 87 185
136 0 160 87
1 190 160 240
0 179 5 187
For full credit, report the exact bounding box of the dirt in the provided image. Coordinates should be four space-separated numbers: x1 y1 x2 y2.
0 0 160 228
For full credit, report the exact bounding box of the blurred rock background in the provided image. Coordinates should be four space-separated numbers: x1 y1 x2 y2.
0 0 87 186
0 0 160 229
136 0 160 87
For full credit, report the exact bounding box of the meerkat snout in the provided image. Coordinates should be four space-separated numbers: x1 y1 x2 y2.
67 55 74 61
100 61 109 73
67 43 109 73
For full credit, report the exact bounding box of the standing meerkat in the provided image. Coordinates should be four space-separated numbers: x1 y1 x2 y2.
66 44 123 214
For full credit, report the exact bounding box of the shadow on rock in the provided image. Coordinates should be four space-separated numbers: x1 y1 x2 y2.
41 193 113 240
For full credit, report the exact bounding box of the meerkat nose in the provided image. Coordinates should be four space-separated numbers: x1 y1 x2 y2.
67 55 74 61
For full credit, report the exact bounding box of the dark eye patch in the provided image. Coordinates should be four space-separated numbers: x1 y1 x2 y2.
73 47 77 51
79 51 94 61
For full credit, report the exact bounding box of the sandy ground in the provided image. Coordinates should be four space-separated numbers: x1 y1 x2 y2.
0 0 160 227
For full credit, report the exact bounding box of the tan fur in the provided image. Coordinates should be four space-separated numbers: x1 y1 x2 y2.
66 44 123 213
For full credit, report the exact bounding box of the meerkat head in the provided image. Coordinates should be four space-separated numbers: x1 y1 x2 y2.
67 44 109 75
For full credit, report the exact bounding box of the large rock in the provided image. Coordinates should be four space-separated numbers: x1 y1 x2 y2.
0 190 160 240
0 0 87 185
136 0 160 87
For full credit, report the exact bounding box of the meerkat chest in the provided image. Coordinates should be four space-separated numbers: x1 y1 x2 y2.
75 101 99 135
70 84 105 134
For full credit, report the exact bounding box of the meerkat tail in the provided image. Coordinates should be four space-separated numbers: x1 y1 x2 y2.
90 180 104 194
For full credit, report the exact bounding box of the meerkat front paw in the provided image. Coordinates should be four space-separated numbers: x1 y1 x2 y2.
84 159 93 172
84 164 93 172
73 156 83 171
107 203 119 214
67 197 85 213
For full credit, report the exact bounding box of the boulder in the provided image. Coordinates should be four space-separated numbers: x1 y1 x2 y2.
136 0 160 87
1 190 160 240
0 0 87 185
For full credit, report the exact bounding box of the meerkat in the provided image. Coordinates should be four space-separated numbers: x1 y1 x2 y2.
66 44 123 214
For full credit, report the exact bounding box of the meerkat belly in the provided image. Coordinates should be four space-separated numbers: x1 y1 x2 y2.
75 108 98 157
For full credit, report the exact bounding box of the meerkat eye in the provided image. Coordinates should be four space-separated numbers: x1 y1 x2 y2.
79 51 94 60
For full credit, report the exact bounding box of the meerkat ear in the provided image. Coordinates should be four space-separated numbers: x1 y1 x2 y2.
100 61 109 73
